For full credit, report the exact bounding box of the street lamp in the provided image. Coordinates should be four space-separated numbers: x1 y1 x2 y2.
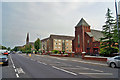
115 0 120 55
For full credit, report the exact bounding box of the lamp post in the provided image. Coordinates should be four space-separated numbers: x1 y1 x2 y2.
115 0 120 55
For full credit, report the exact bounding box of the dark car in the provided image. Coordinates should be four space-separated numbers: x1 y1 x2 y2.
0 54 8 66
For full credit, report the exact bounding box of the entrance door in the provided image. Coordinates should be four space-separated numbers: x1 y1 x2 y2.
93 48 98 54
87 48 90 55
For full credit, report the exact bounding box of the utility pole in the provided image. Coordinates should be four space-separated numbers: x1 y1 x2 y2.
115 0 120 54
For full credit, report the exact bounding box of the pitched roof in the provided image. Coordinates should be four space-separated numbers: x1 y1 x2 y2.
41 38 49 42
86 32 93 37
76 18 90 27
50 34 74 40
86 29 104 41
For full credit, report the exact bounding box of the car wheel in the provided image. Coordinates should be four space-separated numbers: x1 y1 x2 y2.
110 62 116 68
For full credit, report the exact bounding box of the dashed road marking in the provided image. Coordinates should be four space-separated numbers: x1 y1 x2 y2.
76 66 103 72
10 55 16 69
10 55 21 78
41 62 47 65
79 73 113 75
37 61 42 63
15 69 17 72
56 58 68 61
37 61 47 65
31 59 33 60
72 60 107 66
52 66 77 76
16 73 19 78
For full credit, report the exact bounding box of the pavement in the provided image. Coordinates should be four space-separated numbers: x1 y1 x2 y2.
1 53 120 79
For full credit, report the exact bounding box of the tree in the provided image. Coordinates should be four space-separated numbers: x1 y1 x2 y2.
7 47 11 51
34 38 41 51
100 8 116 56
2 46 7 49
25 44 32 53
13 47 19 51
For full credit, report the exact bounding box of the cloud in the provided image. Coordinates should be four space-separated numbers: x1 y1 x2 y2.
2 0 116 2
2 2 115 48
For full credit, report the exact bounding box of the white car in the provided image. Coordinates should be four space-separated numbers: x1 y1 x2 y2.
107 56 120 68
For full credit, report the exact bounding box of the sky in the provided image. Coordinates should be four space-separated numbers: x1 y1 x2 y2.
1 0 120 48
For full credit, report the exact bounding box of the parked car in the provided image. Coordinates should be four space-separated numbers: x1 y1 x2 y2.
107 56 120 68
17 51 22 54
0 53 8 66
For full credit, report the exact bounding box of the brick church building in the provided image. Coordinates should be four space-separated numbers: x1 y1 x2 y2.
72 18 104 55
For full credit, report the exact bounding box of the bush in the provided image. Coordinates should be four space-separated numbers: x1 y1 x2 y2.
52 50 59 54
100 47 119 57
26 50 31 53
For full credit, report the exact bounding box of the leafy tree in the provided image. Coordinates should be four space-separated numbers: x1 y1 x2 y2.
7 47 11 51
13 47 19 51
25 44 32 53
100 8 116 56
34 38 41 51
2 46 7 49
25 44 32 51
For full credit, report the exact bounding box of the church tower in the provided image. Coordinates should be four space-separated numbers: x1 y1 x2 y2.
73 18 90 54
26 33 29 45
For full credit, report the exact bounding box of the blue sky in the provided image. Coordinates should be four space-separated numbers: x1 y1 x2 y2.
1 1 120 48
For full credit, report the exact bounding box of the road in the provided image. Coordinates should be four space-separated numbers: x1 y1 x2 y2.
1 53 120 79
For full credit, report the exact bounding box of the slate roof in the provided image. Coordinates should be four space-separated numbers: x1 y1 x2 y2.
41 38 49 42
50 34 74 40
76 18 90 27
86 32 93 37
86 29 104 41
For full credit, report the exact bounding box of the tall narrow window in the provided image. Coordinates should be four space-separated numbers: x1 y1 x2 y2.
87 40 89 45
78 35 80 47
78 35 80 44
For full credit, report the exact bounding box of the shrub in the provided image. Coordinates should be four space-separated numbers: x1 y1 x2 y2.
52 50 59 54
100 47 119 57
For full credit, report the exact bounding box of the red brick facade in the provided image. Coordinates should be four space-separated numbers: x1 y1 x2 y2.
73 18 102 55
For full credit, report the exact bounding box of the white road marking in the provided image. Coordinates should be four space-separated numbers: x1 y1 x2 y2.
61 67 81 69
52 66 77 76
41 62 47 65
76 66 103 72
33 59 36 61
16 73 20 78
37 61 47 65
10 55 16 68
56 58 67 61
79 73 113 75
16 68 25 74
37 61 42 63
31 59 33 60
15 69 17 72
72 60 107 66
13 65 16 69
90 69 103 72
56 62 60 63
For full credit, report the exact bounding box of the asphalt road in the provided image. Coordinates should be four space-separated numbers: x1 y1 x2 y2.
1 53 120 79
